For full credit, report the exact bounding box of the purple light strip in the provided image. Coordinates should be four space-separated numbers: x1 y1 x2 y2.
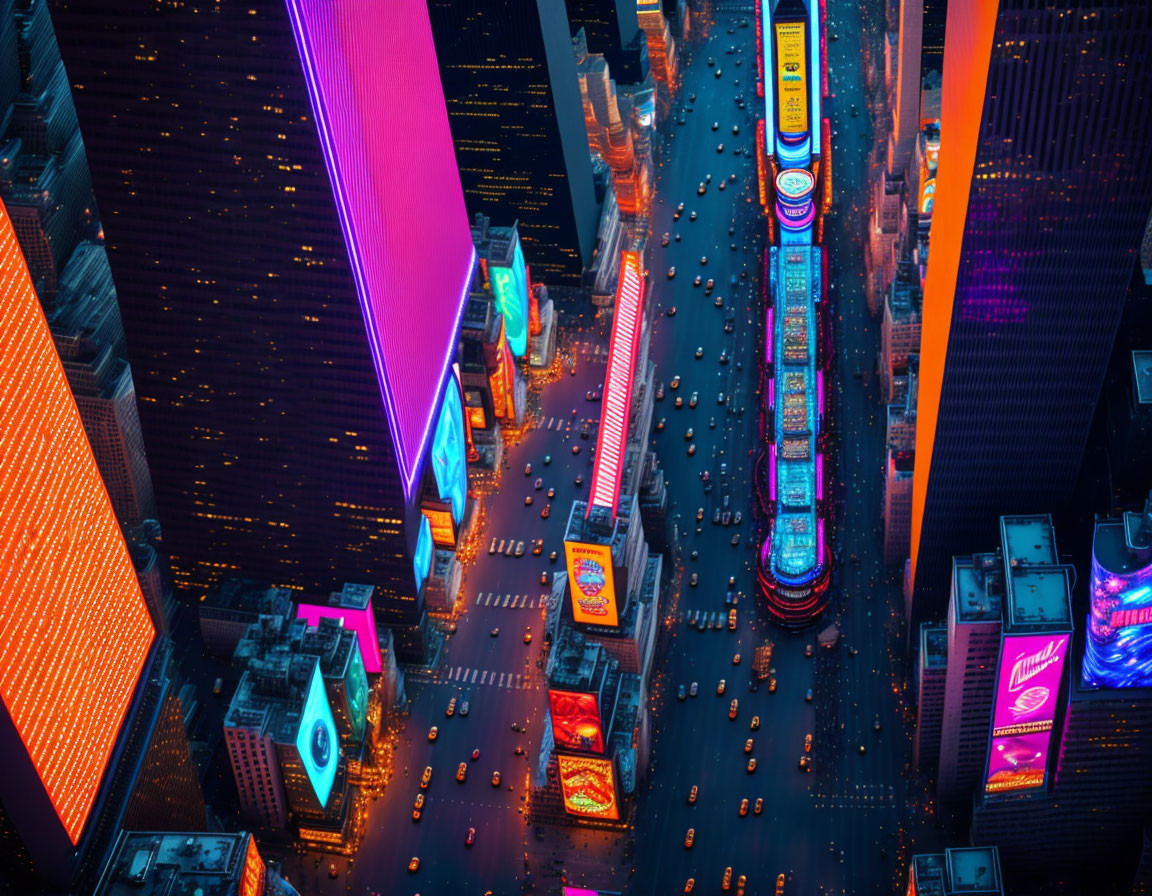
816 369 824 425
816 452 823 501
285 0 475 500
769 444 777 500
766 307 773 364
768 378 774 410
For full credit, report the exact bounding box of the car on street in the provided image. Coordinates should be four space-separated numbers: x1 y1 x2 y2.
408 857 420 873
687 784 698 805
729 698 739 719
541 504 550 519
428 726 438 742
732 653 741 665
750 715 760 731
805 643 814 658
490 627 500 637
805 688 814 703
471 748 480 760
697 182 706 195
457 762 467 782
799 755 811 772
524 495 533 506
539 571 548 585
768 677 777 693
689 392 698 408
746 758 756 773
776 873 786 895
874 714 882 732
689 211 697 221
532 539 543 555
695 346 704 359
665 306 677 317
739 798 749 817
523 628 533 644
670 375 681 390
744 738 753 754
754 798 763 815
706 278 715 291
550 550 558 562
684 427 694 441
693 275 702 287
661 233 670 247
421 766 432 789
446 697 457 717
696 507 705 522
514 745 525 755
717 679 726 695
657 418 666 432
465 827 476 847
684 880 695 893
678 684 687 701
684 828 695 849
515 540 525 556
491 771 501 787
712 120 719 130
689 572 699 587
717 142 724 152
723 868 733 891
728 609 737 630
687 444 696 456
732 124 740 134
690 681 699 697
668 266 677 279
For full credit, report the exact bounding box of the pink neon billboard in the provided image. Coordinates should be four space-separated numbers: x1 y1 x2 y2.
985 632 1069 794
285 0 476 499
588 252 644 518
297 603 382 673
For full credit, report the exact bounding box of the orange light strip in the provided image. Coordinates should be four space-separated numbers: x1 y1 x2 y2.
0 202 155 844
909 0 1000 594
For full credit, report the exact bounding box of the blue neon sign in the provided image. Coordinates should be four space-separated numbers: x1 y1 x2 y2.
296 663 339 808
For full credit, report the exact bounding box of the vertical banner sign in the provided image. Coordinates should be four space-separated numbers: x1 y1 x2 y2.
565 541 619 627
985 633 1069 794
774 20 808 135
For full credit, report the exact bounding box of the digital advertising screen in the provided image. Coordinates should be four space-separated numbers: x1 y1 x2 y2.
557 754 619 820
565 541 619 627
346 645 368 741
296 663 339 808
549 689 605 753
773 20 809 136
1082 547 1152 689
422 507 456 548
490 234 529 358
413 514 433 594
296 603 382 674
431 378 467 526
239 835 265 896
984 633 1069 794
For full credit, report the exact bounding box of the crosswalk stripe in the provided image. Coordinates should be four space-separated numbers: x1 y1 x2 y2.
502 594 511 608
497 673 507 687
470 668 478 683
480 670 488 684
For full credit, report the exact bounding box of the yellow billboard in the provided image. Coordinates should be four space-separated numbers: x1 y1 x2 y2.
774 20 808 135
565 541 619 627
557 754 619 820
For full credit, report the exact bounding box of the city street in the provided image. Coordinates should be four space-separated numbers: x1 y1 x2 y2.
310 3 941 895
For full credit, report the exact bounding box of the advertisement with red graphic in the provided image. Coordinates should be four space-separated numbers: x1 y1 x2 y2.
557 754 619 820
984 633 1069 794
565 541 619 627
549 689 605 753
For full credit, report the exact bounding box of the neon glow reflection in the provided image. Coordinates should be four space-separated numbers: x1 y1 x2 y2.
432 378 467 525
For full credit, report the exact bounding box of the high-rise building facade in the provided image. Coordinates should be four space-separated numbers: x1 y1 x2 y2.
427 0 598 285
909 2 1152 628
914 623 948 772
0 200 156 887
49 1 476 660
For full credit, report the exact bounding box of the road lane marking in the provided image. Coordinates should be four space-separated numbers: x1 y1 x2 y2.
480 670 488 684
470 669 478 683
497 673 507 687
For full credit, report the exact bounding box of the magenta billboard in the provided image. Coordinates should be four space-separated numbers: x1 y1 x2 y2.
985 633 1069 794
286 0 476 500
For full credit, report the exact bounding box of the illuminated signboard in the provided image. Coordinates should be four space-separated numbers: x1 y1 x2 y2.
565 541 619 627
296 663 340 807
1082 543 1152 689
296 602 382 674
431 378 466 525
557 754 619 820
239 835 265 896
0 205 155 848
919 179 936 215
549 689 605 753
773 20 808 136
985 633 1069 794
422 507 456 548
286 0 476 500
346 645 368 741
490 233 529 357
413 514 433 594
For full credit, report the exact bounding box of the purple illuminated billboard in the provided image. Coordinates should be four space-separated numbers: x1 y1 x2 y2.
286 0 476 499
1082 536 1152 689
985 633 1069 794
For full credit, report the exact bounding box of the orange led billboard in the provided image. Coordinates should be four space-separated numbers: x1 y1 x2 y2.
549 689 605 753
0 204 155 845
422 507 456 547
239 835 266 896
565 541 618 627
557 754 619 820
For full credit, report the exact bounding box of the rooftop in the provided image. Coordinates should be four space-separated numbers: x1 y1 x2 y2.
911 853 947 896
1095 510 1152 577
547 627 608 692
1133 351 1152 404
921 623 949 669
94 831 258 896
952 556 1003 623
564 499 632 559
201 577 296 617
1000 516 1071 629
1000 514 1058 566
945 846 1002 893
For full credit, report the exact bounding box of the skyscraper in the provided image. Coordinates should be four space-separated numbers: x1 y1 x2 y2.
908 1 1152 627
49 1 476 660
427 0 599 284
0 199 156 887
